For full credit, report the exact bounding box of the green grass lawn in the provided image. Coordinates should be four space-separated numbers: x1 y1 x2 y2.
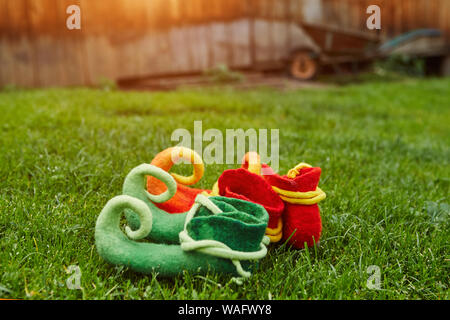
0 78 449 300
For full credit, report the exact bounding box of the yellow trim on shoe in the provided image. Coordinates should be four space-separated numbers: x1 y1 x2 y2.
286 162 312 179
265 217 283 243
272 186 326 205
273 162 326 205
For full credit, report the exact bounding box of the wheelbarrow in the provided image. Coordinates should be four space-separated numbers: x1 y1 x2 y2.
289 22 381 80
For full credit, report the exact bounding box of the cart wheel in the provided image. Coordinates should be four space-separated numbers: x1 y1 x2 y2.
289 50 319 81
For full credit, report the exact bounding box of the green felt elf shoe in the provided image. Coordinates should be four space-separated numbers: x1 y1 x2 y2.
95 193 269 280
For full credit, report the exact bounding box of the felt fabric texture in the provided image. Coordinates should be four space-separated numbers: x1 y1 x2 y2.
236 152 284 242
187 196 268 253
95 192 269 277
264 165 324 249
217 168 285 240
147 147 208 213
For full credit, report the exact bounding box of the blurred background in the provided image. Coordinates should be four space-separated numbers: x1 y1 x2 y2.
1 0 449 89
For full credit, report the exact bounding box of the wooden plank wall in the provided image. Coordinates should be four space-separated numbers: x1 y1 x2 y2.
0 0 449 87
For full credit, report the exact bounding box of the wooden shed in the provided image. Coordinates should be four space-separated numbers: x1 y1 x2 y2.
1 0 449 87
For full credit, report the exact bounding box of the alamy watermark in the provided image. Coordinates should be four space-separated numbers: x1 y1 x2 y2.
66 5 81 30
171 121 279 174
66 265 82 290
366 5 381 30
366 265 381 290
66 4 380 31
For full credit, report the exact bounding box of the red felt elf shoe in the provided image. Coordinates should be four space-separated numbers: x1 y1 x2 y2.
263 163 326 249
147 147 209 213
212 152 285 243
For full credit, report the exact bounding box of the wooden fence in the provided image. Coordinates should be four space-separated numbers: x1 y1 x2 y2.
1 0 449 87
